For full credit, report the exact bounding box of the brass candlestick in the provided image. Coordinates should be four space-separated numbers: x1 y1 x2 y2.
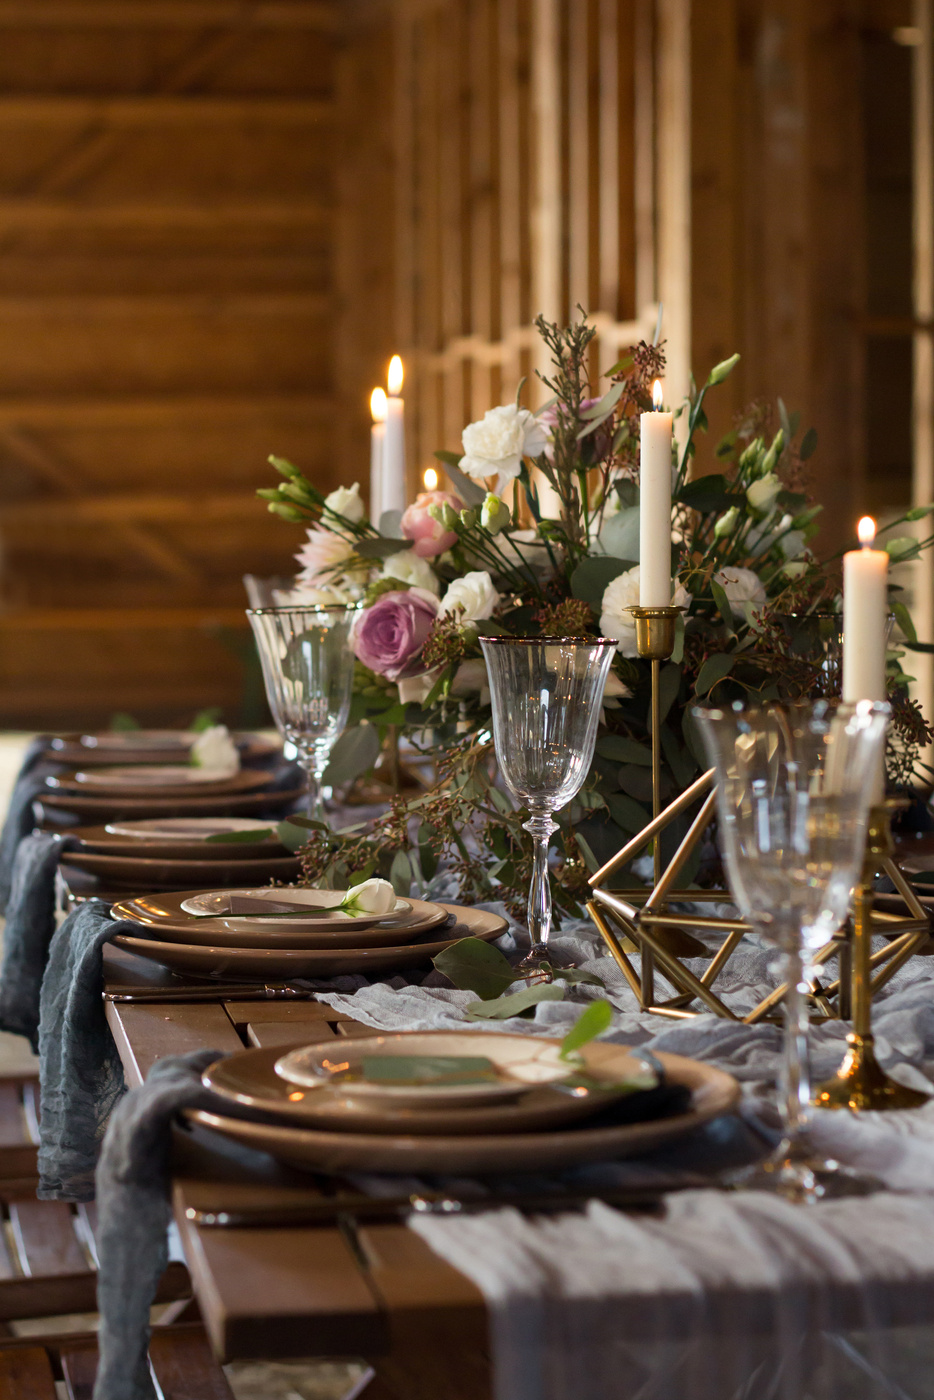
814 804 929 1112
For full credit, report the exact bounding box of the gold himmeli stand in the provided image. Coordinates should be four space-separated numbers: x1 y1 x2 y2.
586 609 932 1053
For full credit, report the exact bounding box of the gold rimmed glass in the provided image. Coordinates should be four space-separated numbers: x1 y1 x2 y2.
247 605 359 821
480 635 616 977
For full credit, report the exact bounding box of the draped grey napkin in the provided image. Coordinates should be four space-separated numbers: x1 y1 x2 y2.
93 1050 221 1400
37 902 133 1201
0 830 77 1050
0 734 53 913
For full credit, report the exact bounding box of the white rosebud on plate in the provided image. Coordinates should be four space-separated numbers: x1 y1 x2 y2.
190 725 240 777
342 877 397 917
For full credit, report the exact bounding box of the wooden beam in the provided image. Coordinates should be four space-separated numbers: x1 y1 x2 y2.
0 2 337 27
0 201 332 231
913 0 934 728
0 492 271 527
0 97 334 124
0 394 332 428
0 293 330 317
0 606 249 631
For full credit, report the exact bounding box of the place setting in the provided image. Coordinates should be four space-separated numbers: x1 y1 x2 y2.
102 876 509 981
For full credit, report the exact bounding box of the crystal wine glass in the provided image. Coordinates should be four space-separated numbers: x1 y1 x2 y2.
480 636 616 977
694 699 890 1201
247 605 358 820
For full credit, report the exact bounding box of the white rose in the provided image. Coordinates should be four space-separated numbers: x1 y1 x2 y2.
600 566 689 657
342 877 396 917
323 482 365 527
379 550 440 596
746 472 781 517
190 724 240 776
438 571 500 624
713 566 767 620
603 670 632 700
460 404 549 482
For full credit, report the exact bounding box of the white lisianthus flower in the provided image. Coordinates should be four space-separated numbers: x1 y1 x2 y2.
451 658 491 705
746 472 782 517
713 506 739 540
782 561 808 580
397 669 440 705
190 725 240 776
438 571 500 624
600 566 689 657
323 482 365 528
481 492 512 535
603 670 632 700
379 549 440 596
342 877 396 917
460 404 549 482
714 566 767 620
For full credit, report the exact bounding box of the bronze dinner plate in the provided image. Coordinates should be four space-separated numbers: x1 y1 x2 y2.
110 904 507 979
111 893 452 948
46 731 280 766
201 1041 643 1136
39 786 305 821
59 850 302 890
187 1047 739 1173
47 769 271 799
66 823 290 861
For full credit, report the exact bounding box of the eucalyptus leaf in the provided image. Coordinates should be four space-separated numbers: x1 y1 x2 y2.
432 937 519 1000
893 601 918 644
671 612 685 664
710 580 735 632
204 828 274 844
353 536 413 560
378 509 403 537
605 791 650 835
276 820 313 853
695 652 735 697
656 662 681 725
436 459 487 507
595 734 652 766
677 475 736 514
580 382 624 418
322 725 381 787
553 967 605 988
465 982 565 1021
389 849 412 896
571 556 632 611
598 508 640 563
799 427 818 460
560 999 613 1057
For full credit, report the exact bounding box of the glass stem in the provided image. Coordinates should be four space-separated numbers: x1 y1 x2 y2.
299 741 331 822
523 812 558 952
779 944 812 1145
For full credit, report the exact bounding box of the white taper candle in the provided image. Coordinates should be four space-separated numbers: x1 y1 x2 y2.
639 379 674 606
382 355 407 518
369 387 387 526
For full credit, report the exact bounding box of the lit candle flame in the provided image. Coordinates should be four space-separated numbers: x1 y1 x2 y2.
857 516 877 549
370 387 387 423
387 355 404 396
423 466 439 490
652 379 664 410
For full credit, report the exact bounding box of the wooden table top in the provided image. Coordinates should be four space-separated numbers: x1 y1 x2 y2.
101 944 492 1400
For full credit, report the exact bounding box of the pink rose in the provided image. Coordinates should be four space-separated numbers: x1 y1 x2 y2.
401 490 463 558
351 588 440 681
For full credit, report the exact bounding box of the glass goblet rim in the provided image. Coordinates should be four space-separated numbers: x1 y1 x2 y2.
692 697 891 725
246 603 363 616
478 634 617 647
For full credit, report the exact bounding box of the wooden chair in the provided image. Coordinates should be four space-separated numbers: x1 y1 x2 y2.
0 1326 235 1399
0 1074 191 1327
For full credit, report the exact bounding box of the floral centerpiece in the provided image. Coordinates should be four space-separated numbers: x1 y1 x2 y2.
258 314 934 920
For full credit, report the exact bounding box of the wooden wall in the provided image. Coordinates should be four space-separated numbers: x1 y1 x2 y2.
0 0 338 729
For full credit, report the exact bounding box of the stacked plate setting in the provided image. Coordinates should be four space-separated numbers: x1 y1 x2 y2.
108 885 510 980
186 1030 741 1174
60 817 304 891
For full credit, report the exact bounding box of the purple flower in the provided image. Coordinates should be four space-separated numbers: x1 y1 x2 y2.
351 588 440 681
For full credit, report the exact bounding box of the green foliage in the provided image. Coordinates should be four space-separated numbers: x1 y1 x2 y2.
560 999 614 1057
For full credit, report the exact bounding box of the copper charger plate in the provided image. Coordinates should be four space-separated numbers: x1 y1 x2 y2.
46 731 280 766
60 850 302 890
110 893 453 948
109 904 506 979
66 824 290 862
201 1041 648 1136
39 786 305 821
47 768 271 800
188 1047 739 1173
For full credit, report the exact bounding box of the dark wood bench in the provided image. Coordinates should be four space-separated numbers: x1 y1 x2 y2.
0 1325 235 1399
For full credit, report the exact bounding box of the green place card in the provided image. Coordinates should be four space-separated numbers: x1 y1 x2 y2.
359 1055 499 1086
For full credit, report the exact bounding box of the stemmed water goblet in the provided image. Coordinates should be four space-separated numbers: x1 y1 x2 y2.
695 699 890 1201
247 605 359 821
480 635 616 977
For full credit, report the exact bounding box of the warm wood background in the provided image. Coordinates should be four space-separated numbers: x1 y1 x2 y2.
0 0 924 728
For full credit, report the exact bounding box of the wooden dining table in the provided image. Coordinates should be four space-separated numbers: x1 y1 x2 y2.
101 940 493 1400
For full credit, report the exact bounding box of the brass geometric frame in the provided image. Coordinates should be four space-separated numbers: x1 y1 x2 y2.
587 606 932 1029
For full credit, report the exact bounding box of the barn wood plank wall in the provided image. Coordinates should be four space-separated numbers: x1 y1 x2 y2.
0 0 338 729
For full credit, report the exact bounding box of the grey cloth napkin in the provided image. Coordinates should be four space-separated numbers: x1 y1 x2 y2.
0 830 77 1050
37 902 134 1201
93 1050 221 1400
0 735 53 912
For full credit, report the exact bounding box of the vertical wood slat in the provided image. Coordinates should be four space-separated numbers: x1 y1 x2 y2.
499 0 524 397
912 0 934 733
633 0 656 318
655 0 692 405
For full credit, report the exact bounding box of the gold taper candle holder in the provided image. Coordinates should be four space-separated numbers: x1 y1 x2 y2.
814 803 928 1112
